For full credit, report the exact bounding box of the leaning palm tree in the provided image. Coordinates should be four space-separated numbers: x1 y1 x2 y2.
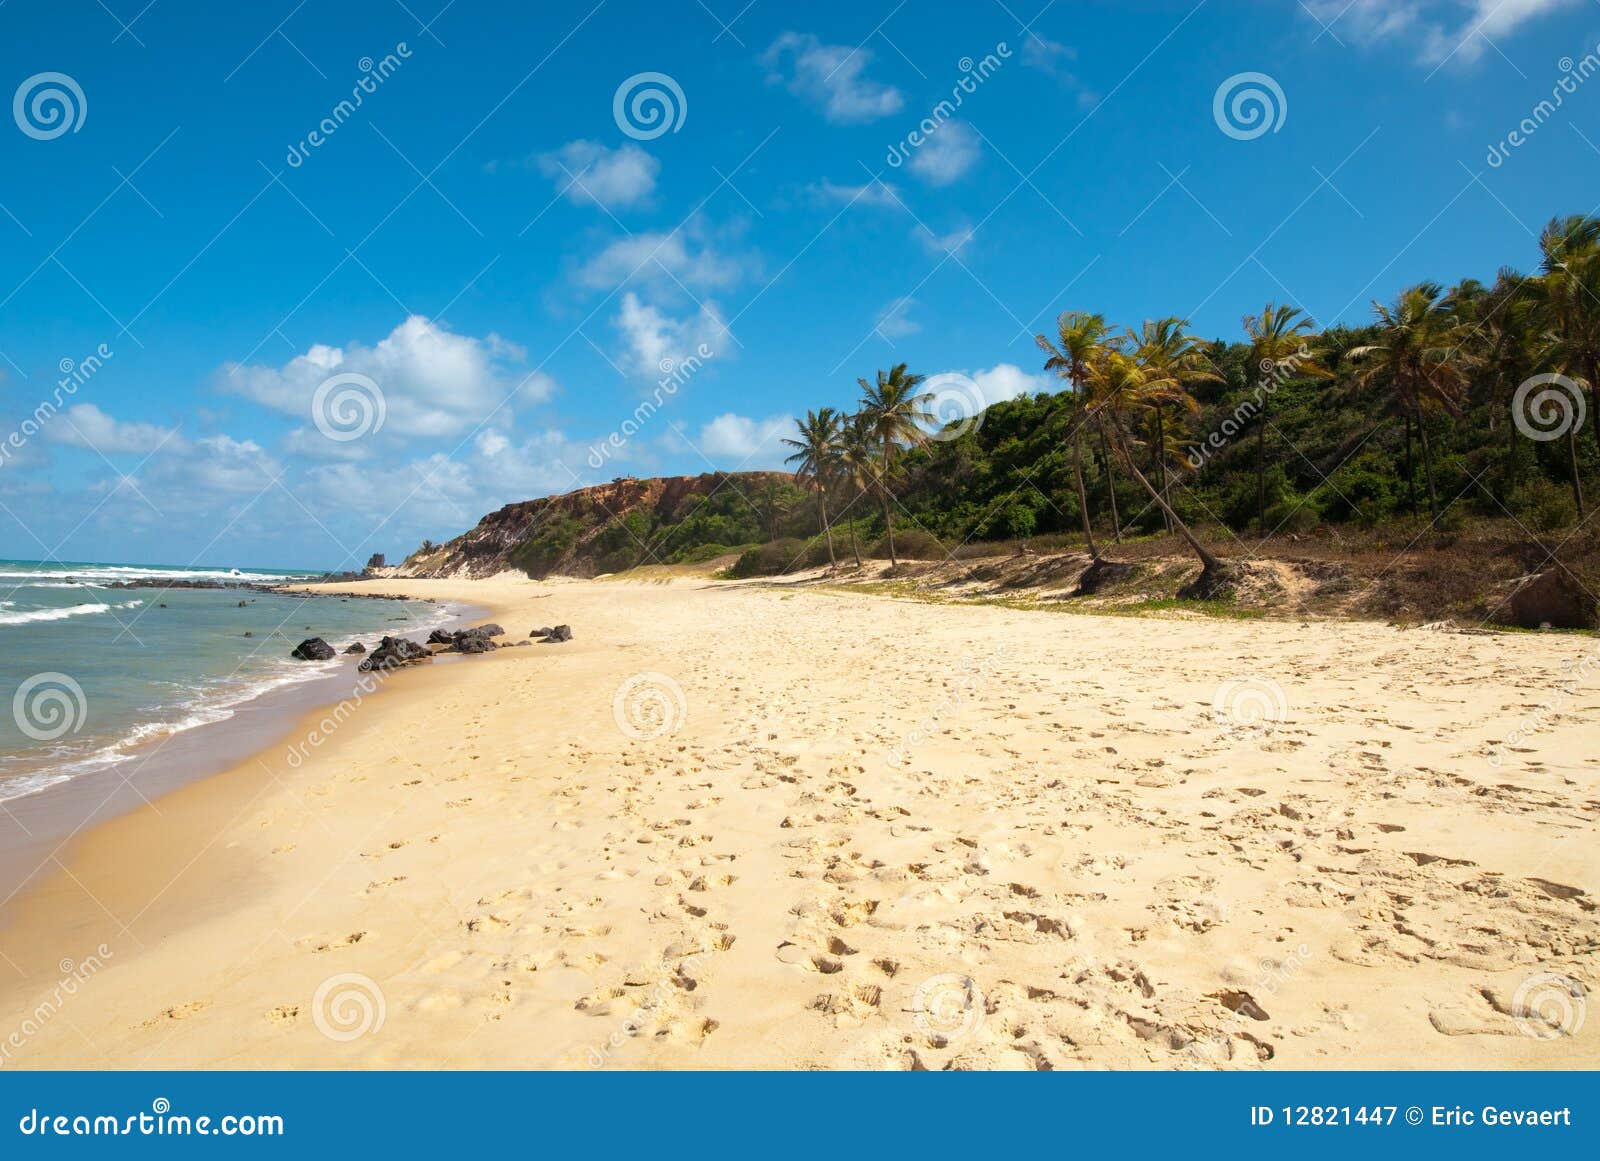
1348 283 1472 525
782 408 843 568
857 364 934 566
1087 349 1226 586
1130 317 1221 532
1241 304 1328 530
1536 214 1600 460
1037 310 1115 559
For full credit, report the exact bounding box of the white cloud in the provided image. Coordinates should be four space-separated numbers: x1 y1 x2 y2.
149 434 280 495
1304 0 1575 63
575 229 750 293
696 413 793 463
536 140 659 209
614 292 731 380
967 363 1051 406
46 404 185 455
914 221 975 256
875 296 919 340
219 316 546 442
763 32 904 123
908 122 981 185
807 178 902 209
1019 35 1099 107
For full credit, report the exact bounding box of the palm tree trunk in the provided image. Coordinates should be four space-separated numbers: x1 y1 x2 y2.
1568 429 1587 519
848 495 862 567
1255 390 1269 530
1416 410 1440 525
1098 426 1122 543
879 446 898 566
819 490 836 568
1072 425 1099 561
1155 407 1172 534
879 488 897 565
1108 423 1220 573
1506 396 1520 493
1404 413 1417 515
1590 356 1600 463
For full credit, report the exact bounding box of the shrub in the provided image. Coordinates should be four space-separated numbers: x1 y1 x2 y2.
727 538 809 578
667 542 742 565
1516 479 1577 532
868 527 946 560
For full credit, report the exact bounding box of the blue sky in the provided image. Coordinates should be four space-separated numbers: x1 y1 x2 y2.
1 0 1597 569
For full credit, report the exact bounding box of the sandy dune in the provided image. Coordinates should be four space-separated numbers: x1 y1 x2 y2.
0 573 1594 1069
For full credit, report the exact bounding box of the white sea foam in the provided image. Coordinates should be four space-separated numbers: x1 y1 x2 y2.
0 566 316 583
0 599 142 627
0 602 113 626
0 597 457 803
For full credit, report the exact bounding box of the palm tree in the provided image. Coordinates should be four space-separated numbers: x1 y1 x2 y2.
783 408 843 569
1037 311 1114 559
1348 283 1472 525
832 411 878 568
1241 304 1328 530
857 364 934 566
1130 317 1221 532
1087 349 1226 585
1536 214 1600 465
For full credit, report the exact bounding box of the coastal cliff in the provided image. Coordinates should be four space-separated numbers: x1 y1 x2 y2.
393 471 798 579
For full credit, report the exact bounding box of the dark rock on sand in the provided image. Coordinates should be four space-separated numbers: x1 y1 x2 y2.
358 635 431 672
427 628 455 644
531 627 551 638
344 642 367 654
290 637 337 661
541 624 573 643
1495 568 1598 630
454 634 498 654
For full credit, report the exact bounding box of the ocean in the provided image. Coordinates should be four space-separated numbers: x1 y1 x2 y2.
0 560 447 803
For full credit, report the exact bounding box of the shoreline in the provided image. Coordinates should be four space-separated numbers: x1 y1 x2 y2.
0 590 488 914
0 573 1593 1069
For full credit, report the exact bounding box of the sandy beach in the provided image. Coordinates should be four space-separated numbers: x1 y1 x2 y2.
0 572 1594 1070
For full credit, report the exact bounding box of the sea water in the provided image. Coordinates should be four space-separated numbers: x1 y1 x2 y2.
0 560 444 802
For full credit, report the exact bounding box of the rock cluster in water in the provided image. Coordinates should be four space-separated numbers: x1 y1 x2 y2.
289 621 571 669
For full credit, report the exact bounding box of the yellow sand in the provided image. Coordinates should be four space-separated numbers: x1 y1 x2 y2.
0 573 1594 1069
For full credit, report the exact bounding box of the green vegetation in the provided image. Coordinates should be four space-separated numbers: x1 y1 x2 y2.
491 215 1600 591
767 214 1600 581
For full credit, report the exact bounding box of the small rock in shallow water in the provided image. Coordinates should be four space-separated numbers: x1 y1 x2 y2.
358 636 431 672
290 637 336 661
344 642 367 654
